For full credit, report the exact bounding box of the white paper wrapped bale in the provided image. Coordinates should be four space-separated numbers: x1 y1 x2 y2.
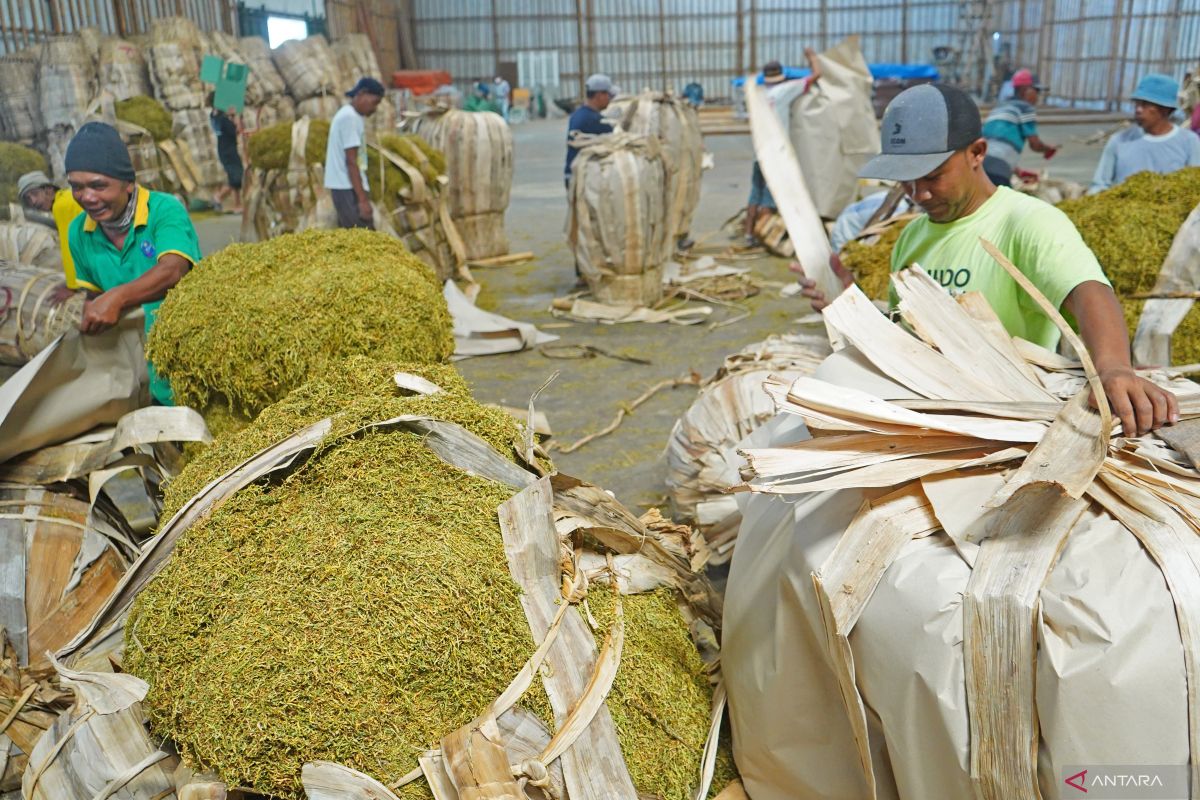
724 269 1200 800
0 49 42 142
613 91 703 241
98 36 152 102
568 133 668 306
663 334 829 564
413 107 513 259
172 108 225 189
147 17 206 111
332 32 382 86
239 35 289 101
38 36 95 131
272 34 341 102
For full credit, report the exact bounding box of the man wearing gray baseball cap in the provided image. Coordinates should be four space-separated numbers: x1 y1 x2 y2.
797 83 1176 435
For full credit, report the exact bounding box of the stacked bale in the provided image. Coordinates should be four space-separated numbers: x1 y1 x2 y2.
272 34 341 115
0 49 43 144
295 94 342 120
568 133 668 305
0 219 61 270
147 228 455 420
98 36 152 101
0 263 86 366
125 357 733 800
238 36 295 134
38 35 96 178
412 107 513 259
331 32 382 86
614 91 703 245
147 18 222 191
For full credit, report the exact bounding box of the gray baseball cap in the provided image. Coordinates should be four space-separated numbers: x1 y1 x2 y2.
585 73 619 95
17 171 54 200
859 84 983 182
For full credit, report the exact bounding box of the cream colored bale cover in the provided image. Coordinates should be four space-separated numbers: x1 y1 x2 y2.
0 50 43 141
272 34 341 101
723 349 1187 799
788 37 880 220
148 17 206 111
98 37 152 102
39 36 96 130
239 35 289 100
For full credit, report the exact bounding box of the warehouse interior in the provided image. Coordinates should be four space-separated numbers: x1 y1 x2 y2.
4 2 1200 800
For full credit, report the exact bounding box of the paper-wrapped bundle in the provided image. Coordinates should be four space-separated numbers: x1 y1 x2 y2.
0 50 43 142
412 107 513 259
171 107 224 189
331 32 382 86
612 91 703 243
239 35 289 101
272 34 341 101
725 266 1200 800
98 36 152 102
70 357 733 799
664 334 829 565
39 36 95 130
0 263 85 366
295 94 342 120
147 17 205 111
568 133 668 306
0 219 60 271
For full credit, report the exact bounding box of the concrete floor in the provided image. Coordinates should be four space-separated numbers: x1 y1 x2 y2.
188 114 1127 511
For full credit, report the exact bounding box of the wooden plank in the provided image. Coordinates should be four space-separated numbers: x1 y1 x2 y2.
963 484 1089 800
497 478 638 800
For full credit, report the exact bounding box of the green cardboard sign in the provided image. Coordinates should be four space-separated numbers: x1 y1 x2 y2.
202 54 249 114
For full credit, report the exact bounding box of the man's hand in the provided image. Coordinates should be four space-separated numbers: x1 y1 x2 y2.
80 290 124 335
790 254 854 312
1043 146 1059 160
357 196 373 222
1093 366 1179 436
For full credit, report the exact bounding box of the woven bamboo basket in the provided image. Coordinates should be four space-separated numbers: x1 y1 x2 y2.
98 37 151 102
147 17 205 111
0 264 85 366
413 107 513 260
38 36 95 131
0 50 43 142
568 133 668 306
272 34 341 101
613 91 703 243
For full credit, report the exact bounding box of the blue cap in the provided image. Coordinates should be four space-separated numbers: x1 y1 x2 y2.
346 76 386 97
1131 73 1179 109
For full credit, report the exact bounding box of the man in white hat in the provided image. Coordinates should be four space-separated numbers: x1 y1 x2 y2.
796 83 1176 436
564 73 618 189
18 170 90 290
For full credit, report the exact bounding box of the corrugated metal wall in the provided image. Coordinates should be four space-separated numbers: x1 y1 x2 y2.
409 0 1200 109
0 0 235 52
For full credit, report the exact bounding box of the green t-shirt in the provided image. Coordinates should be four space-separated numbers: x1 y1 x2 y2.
68 187 202 405
889 186 1110 350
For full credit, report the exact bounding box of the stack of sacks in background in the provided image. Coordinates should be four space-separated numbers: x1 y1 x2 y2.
272 34 343 120
331 32 395 134
37 34 96 176
98 35 152 101
0 48 42 146
237 35 296 134
147 17 224 191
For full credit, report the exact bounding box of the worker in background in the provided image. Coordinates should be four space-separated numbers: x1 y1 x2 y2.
64 121 201 406
325 76 385 230
1090 73 1200 193
464 82 501 114
795 84 1177 436
493 75 512 120
564 74 617 189
744 50 821 246
17 170 93 291
209 98 244 214
981 68 1058 186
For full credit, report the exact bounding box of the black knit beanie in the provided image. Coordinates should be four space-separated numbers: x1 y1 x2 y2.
64 122 136 182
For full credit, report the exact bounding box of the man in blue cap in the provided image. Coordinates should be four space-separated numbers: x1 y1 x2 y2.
64 121 202 406
325 76 386 229
1090 73 1200 193
795 83 1177 436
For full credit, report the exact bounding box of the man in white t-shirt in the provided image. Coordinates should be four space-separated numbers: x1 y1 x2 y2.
325 76 386 229
745 49 821 245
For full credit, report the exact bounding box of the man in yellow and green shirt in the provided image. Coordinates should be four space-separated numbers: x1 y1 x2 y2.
17 170 95 291
64 121 201 405
796 84 1177 437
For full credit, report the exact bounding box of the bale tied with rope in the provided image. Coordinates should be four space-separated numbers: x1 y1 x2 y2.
0 263 85 366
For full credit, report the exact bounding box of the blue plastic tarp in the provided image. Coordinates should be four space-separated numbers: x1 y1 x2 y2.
731 63 939 87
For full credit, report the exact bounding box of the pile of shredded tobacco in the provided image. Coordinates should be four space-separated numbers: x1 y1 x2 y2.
130 360 729 799
114 95 173 142
147 228 454 420
246 118 330 171
0 142 48 205
838 218 912 301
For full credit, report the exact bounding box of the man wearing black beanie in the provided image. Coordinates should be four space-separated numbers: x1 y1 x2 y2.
65 121 202 405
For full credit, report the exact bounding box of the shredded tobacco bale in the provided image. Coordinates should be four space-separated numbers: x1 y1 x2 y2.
246 118 330 171
131 375 720 799
838 219 912 301
0 142 48 205
115 95 174 142
147 228 454 419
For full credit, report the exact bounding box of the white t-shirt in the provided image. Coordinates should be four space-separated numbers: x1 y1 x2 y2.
765 77 812 134
324 104 367 191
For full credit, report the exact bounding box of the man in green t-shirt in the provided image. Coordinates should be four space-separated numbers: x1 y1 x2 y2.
64 121 202 405
796 84 1176 436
